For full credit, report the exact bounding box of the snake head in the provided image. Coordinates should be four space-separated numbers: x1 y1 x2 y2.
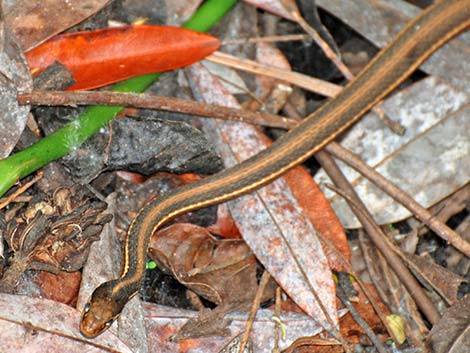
80 281 126 338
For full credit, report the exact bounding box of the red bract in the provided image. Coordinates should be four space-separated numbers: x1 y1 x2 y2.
25 25 220 90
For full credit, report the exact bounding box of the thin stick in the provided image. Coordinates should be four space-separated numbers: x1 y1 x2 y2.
207 51 340 97
238 270 271 353
272 286 282 353
222 34 309 45
18 90 297 129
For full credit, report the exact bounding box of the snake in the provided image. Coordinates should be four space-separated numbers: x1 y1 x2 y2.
80 0 470 338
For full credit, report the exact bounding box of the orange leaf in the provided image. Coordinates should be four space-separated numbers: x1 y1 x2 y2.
25 25 220 90
283 166 351 270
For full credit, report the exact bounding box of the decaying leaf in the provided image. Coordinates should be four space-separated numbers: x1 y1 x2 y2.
149 223 258 307
316 76 470 228
427 294 470 353
252 40 350 269
404 253 467 306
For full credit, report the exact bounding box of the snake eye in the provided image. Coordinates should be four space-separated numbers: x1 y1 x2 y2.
105 319 114 328
83 303 90 313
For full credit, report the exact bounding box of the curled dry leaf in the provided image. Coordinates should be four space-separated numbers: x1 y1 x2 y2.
149 223 259 307
207 204 242 239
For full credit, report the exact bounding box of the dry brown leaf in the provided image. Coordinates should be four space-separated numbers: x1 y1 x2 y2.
34 271 81 305
404 253 466 306
149 223 258 307
207 204 242 239
427 294 470 353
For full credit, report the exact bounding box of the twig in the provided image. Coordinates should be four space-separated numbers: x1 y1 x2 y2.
207 51 340 97
18 90 297 130
273 286 282 353
325 142 470 257
238 270 271 353
222 34 309 45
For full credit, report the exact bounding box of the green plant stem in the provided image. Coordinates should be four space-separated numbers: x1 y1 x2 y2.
0 0 237 198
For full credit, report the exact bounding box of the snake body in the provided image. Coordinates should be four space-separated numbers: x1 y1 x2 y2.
80 0 470 338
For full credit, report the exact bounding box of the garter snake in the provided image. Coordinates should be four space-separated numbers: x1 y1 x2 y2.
80 0 470 338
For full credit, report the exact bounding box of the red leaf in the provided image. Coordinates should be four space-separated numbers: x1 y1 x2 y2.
25 25 220 90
